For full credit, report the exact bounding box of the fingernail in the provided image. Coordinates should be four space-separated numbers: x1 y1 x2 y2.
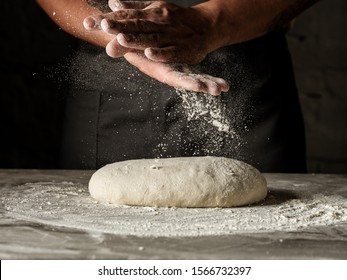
117 33 128 46
148 48 159 55
119 33 128 41
83 17 96 30
101 19 114 31
109 0 122 11
145 48 164 62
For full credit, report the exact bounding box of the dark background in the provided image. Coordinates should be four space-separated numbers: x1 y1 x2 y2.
0 0 77 168
1 0 346 172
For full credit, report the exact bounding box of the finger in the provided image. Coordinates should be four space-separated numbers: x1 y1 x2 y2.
190 75 222 96
101 18 118 34
124 52 207 92
83 15 104 31
169 63 196 74
116 33 173 50
145 46 203 64
105 7 166 21
107 9 150 20
108 0 124 11
105 37 131 58
145 47 172 62
199 74 230 93
156 69 213 95
169 74 210 94
123 52 226 95
166 72 229 95
84 2 166 31
84 9 154 31
108 0 154 11
102 19 167 34
169 74 224 96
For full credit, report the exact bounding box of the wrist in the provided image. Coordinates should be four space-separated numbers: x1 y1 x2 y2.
192 1 239 53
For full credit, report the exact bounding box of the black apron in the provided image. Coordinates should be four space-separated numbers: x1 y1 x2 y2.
61 29 306 172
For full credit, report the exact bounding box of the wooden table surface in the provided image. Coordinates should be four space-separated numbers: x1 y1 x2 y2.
1 169 347 260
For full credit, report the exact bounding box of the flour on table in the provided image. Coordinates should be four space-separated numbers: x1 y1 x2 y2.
2 176 347 237
89 156 267 208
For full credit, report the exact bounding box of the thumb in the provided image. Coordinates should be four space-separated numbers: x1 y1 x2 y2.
108 0 154 11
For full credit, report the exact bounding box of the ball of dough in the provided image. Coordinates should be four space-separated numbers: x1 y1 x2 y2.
89 156 267 208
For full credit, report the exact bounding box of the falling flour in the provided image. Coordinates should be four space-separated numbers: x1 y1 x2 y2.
176 89 235 134
153 88 242 158
2 176 347 237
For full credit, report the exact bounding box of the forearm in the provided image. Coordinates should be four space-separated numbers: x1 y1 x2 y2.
36 0 112 47
196 0 320 51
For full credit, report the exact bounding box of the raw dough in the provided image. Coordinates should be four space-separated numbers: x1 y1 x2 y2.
89 156 267 208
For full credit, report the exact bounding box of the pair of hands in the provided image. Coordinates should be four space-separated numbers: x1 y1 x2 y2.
83 0 229 95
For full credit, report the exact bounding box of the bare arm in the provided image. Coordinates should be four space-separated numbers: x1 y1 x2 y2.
36 0 112 47
93 0 320 64
199 0 321 52
36 0 229 95
37 0 319 95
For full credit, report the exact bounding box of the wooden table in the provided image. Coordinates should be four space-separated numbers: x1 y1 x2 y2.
1 170 347 259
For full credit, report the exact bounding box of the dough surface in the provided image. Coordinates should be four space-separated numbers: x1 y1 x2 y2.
89 156 267 208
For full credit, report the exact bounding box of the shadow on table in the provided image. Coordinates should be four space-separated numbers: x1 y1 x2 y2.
257 189 298 206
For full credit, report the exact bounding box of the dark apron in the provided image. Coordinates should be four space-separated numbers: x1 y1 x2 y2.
61 29 306 172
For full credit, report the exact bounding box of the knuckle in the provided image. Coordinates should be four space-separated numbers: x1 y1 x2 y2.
120 10 128 17
161 7 170 18
209 83 221 96
193 79 207 92
151 4 172 21
152 8 163 16
131 10 141 18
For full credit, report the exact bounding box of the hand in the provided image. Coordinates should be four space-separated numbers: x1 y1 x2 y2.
83 0 229 95
124 51 229 96
84 0 214 64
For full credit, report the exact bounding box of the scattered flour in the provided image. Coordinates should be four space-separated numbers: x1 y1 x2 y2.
154 88 241 158
176 89 235 134
2 179 347 237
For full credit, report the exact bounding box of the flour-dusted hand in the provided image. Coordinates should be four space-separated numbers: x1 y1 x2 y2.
84 0 321 62
80 0 319 95
82 0 229 95
124 51 229 95
84 0 214 64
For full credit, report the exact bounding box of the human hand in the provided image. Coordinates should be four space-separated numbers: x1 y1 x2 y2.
83 0 229 95
84 0 214 64
124 51 229 95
